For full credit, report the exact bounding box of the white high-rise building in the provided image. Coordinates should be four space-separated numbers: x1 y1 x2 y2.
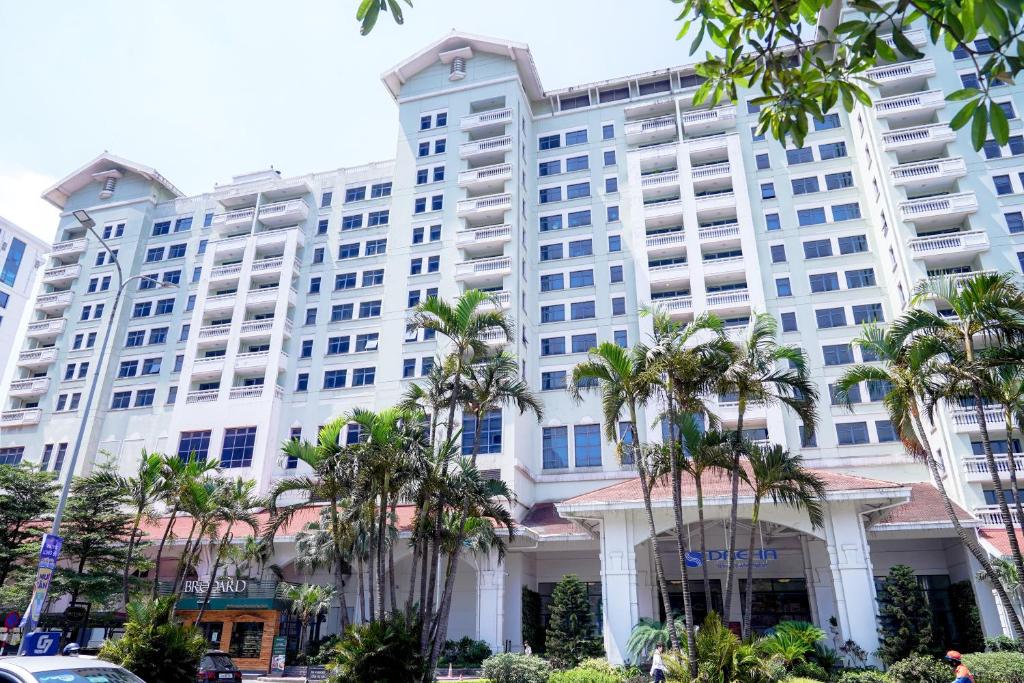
2 28 1022 667
0 216 49 410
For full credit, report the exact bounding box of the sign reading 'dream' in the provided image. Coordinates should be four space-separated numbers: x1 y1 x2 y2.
685 548 779 569
181 578 249 594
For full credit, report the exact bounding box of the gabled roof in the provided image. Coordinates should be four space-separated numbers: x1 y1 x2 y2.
872 482 975 529
42 152 183 209
381 31 543 101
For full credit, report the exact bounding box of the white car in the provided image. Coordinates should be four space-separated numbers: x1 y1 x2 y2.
0 657 145 683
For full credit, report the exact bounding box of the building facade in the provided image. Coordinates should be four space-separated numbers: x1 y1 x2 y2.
0 216 48 418
3 24 1024 665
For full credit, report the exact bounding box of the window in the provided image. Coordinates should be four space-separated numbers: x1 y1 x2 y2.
539 215 563 233
539 134 560 150
995 174 1014 195
462 410 501 454
602 123 615 139
614 329 628 347
571 301 596 320
403 359 416 378
770 244 787 263
155 298 174 315
569 269 594 288
145 247 164 263
539 160 561 177
852 303 884 324
0 447 23 466
362 269 384 287
574 424 602 467
118 360 139 378
814 113 841 130
797 207 827 227
220 427 256 468
569 239 592 257
540 273 564 291
781 311 797 332
876 420 897 442
561 93 590 110
177 431 212 462
359 300 381 318
368 210 389 226
331 304 353 322
152 221 171 236
572 333 598 353
756 153 770 170
765 213 781 231
822 344 854 366
355 333 379 352
612 297 626 315
132 302 152 318
427 255 439 273
761 182 776 199
846 268 876 288
149 328 168 344
111 391 132 410
604 150 616 166
352 367 376 386
134 388 155 407
327 336 351 355
832 203 861 221
539 187 562 204
831 383 861 405
776 277 792 297
867 380 892 402
604 177 618 193
433 139 446 154
541 337 566 356
803 239 833 259
809 272 840 292
1007 211 1024 234
610 264 623 283
142 358 162 375
838 234 868 254
541 304 565 323
540 244 563 261
566 156 589 172
312 247 325 265
335 273 357 290
608 235 622 252
836 422 869 445
818 141 847 159
826 171 854 190
606 206 619 222
786 147 814 164
295 372 309 392
371 181 392 198
300 339 314 358
569 210 592 228
304 308 318 325
542 370 567 391
167 243 186 258
815 307 847 328
543 426 569 469
323 369 347 389
565 129 588 145
791 177 820 195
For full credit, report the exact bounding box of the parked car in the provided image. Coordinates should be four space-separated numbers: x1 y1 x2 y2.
0 657 145 682
197 651 241 682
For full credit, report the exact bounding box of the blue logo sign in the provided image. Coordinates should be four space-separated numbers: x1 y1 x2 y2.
23 631 61 656
685 548 779 568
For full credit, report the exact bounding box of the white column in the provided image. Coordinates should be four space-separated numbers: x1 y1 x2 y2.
477 553 505 653
966 551 1012 637
600 511 640 665
503 553 526 652
807 537 839 634
824 504 881 666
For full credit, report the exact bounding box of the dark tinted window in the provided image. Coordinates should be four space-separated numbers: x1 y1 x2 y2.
31 668 146 683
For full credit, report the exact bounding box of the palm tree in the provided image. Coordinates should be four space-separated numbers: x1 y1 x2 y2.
286 583 337 666
740 444 825 639
837 323 1024 636
986 364 1024 528
976 557 1024 618
675 417 732 611
170 477 222 596
898 273 1024 595
266 419 355 630
151 454 218 598
569 342 683 654
195 478 262 625
715 313 818 622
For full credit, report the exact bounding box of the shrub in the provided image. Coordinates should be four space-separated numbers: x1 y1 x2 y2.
876 565 935 665
962 651 1024 683
481 652 552 683
885 654 948 683
546 575 604 669
790 661 829 681
811 644 843 675
326 614 424 683
548 668 622 683
949 581 985 654
985 635 1024 653
786 678 827 683
439 637 493 667
835 669 886 683
99 597 207 683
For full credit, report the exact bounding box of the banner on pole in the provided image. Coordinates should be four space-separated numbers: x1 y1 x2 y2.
19 534 63 635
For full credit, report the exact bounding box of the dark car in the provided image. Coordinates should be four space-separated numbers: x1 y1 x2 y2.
196 651 241 682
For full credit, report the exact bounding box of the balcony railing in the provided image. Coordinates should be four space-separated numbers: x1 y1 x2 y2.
641 170 679 189
240 319 275 335
890 157 966 184
456 193 512 217
229 384 283 400
480 327 509 344
235 350 272 370
210 263 243 279
35 291 74 310
865 58 935 84
258 199 307 223
458 163 512 187
698 223 740 241
51 238 87 256
874 89 945 116
185 389 220 404
26 318 66 337
0 409 42 427
881 123 956 150
455 256 512 277
899 192 978 221
685 133 730 153
42 264 81 283
18 348 58 365
252 256 284 273
702 255 745 271
695 191 736 209
907 229 989 257
949 404 1005 429
656 295 693 313
973 505 1018 527
459 135 512 158
691 161 731 180
625 115 677 138
707 289 750 307
247 286 281 305
9 378 51 396
633 142 678 164
681 106 737 126
460 108 512 130
457 224 512 246
644 199 684 219
645 232 686 250
211 207 255 227
198 323 232 339
963 455 1024 479
879 28 927 49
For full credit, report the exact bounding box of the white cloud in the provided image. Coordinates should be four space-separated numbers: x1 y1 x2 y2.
0 165 59 243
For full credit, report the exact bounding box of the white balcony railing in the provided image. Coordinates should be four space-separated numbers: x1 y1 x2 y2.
698 223 741 241
210 263 243 279
8 378 51 396
35 291 74 310
458 163 512 187
186 389 220 404
874 89 945 117
656 295 693 314
459 135 512 158
235 350 271 370
879 28 928 50
648 262 689 280
908 230 989 257
973 505 1018 527
211 207 256 227
457 224 512 246
691 161 731 180
460 108 512 131
899 192 978 221
42 264 81 283
198 323 232 339
865 58 935 84
51 238 87 256
641 170 680 189
247 286 281 305
251 256 284 273
963 455 1024 480
881 123 956 150
695 191 736 210
18 348 58 365
625 115 677 138
644 199 685 219
456 256 512 277
950 404 1005 430
240 319 275 335
0 409 42 427
645 232 686 250
229 385 281 400
890 157 966 184
258 199 307 223
633 142 679 165
707 289 751 308
480 327 509 344
193 356 225 370
26 318 66 337
681 106 737 126
703 255 745 271
456 193 512 217
205 292 237 309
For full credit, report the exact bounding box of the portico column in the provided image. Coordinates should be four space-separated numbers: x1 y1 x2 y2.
600 511 641 665
477 552 505 653
824 504 881 665
966 551 1011 637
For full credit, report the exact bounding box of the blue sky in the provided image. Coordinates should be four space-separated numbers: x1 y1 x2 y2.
0 1 692 240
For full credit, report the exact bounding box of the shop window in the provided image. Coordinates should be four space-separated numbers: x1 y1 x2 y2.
738 578 812 634
229 621 265 660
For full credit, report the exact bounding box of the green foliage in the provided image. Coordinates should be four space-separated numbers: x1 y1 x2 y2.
790 661 829 681
522 585 546 654
785 678 826 683
667 611 786 683
356 0 412 35
305 633 342 665
481 652 552 683
810 644 843 675
948 581 985 654
985 635 1024 653
835 670 886 683
98 597 207 683
545 574 604 669
876 565 936 665
0 464 57 586
760 621 825 667
626 616 687 662
326 614 424 683
962 651 1024 683
439 636 493 667
885 654 949 683
548 668 623 683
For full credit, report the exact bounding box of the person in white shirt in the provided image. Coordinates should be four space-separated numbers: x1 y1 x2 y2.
650 643 668 682
523 642 532 657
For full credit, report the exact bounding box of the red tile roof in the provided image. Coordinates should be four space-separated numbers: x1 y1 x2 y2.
873 482 974 526
520 503 588 538
979 528 1024 557
560 460 902 507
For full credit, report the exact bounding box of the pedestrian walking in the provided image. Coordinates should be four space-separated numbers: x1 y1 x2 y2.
650 644 668 683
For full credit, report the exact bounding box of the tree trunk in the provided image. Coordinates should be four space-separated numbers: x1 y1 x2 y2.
973 384 1024 589
357 556 367 623
695 477 713 613
1002 417 1024 529
151 503 179 598
195 526 233 626
171 518 199 595
911 407 1024 636
123 510 144 607
741 501 760 640
722 399 746 623
388 496 399 614
367 538 377 623
664 395 697 676
376 489 388 618
406 534 421 619
327 497 350 630
637 462 680 653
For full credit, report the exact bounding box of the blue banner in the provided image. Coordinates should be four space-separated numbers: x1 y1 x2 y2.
19 534 63 638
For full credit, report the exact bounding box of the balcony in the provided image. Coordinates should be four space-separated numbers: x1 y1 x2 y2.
240 319 279 338
881 123 956 161
873 89 945 124
456 193 512 223
702 255 746 279
640 170 680 200
973 505 1016 528
890 157 966 191
235 350 273 372
909 231 989 263
680 106 736 135
698 223 741 247
35 291 73 313
645 231 687 256
455 256 512 286
247 286 290 308
899 192 978 226
654 295 694 320
963 455 1024 483
949 403 1004 432
480 327 509 346
880 28 928 51
648 262 689 286
865 58 935 91
694 191 737 219
211 207 256 229
923 269 998 291
209 263 243 282
706 289 751 314
213 234 250 258
456 224 512 256
632 142 679 172
8 377 51 398
191 355 225 379
256 227 303 250
185 389 220 405
18 348 58 369
251 256 284 274
258 199 308 227
26 318 66 342
691 161 731 184
643 199 685 227
480 290 512 311
625 115 678 145
198 323 232 344
51 238 87 260
685 133 730 162
42 264 81 286
459 135 512 163
229 384 283 401
624 95 676 119
457 163 512 192
205 292 237 313
461 107 512 132
0 409 42 428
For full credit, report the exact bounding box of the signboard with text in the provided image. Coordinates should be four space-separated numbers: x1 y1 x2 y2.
19 534 63 640
685 548 779 569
